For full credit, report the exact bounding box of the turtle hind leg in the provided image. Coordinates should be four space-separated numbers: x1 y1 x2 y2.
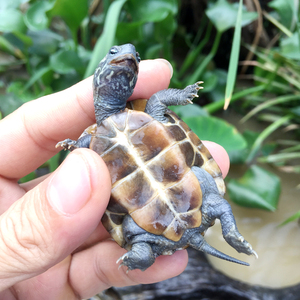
188 232 249 266
191 166 258 258
144 82 203 122
117 242 155 271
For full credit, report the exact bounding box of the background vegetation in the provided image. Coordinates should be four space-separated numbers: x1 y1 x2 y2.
0 0 299 223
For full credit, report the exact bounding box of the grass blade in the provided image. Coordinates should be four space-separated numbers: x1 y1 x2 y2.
204 85 266 114
246 115 292 163
224 0 243 109
280 210 300 226
84 0 127 78
241 94 300 122
262 10 293 37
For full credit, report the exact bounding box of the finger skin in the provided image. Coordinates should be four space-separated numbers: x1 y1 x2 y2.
202 141 230 178
0 149 111 291
69 241 188 299
0 60 172 180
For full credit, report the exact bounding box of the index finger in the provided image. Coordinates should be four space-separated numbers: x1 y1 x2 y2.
0 60 172 179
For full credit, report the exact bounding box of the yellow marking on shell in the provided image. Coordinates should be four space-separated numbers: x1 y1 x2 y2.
107 111 191 233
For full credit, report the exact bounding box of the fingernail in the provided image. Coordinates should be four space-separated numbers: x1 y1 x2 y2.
48 152 91 215
155 59 173 78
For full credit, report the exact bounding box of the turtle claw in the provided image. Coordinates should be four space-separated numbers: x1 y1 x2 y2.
55 138 78 151
116 243 156 271
252 250 259 259
195 81 204 91
116 252 133 272
181 82 203 105
224 229 256 257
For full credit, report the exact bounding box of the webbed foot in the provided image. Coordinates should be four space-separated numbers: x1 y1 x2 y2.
116 242 155 271
224 226 258 258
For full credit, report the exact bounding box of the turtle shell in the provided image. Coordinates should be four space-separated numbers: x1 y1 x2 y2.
90 108 225 246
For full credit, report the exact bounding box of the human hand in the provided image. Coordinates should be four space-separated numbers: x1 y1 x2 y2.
0 59 229 299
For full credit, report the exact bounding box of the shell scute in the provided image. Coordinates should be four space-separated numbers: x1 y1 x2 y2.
131 197 175 235
167 171 202 213
110 110 128 131
95 119 117 138
148 144 188 184
127 110 152 131
178 141 195 167
111 170 156 213
188 131 202 147
163 218 185 241
166 124 187 141
130 120 170 161
101 144 138 184
194 151 204 168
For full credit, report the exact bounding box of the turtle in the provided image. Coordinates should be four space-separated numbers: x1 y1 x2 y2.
56 43 257 271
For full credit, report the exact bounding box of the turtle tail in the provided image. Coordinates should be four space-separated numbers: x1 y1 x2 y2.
189 233 249 266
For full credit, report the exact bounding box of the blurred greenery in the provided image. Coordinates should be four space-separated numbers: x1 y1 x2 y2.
0 0 299 223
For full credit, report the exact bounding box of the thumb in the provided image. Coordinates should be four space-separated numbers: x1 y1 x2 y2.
0 149 111 291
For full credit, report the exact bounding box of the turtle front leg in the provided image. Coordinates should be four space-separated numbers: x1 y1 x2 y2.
56 124 96 151
56 134 92 151
145 81 203 122
191 166 258 258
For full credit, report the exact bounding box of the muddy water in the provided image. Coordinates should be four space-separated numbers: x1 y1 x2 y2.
205 110 300 288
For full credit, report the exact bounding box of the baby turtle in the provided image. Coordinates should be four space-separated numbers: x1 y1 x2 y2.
56 44 257 271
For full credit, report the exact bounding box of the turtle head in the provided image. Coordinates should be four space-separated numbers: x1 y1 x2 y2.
93 44 141 124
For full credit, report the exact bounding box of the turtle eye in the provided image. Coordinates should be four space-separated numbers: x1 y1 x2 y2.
136 52 141 62
110 47 118 55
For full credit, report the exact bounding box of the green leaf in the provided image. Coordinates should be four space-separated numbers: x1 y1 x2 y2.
19 171 36 183
0 35 24 58
116 22 143 44
154 12 177 42
169 104 208 118
50 49 84 75
206 0 257 33
280 33 300 60
0 92 23 116
0 8 26 33
201 71 218 93
23 66 52 90
84 0 127 78
280 210 300 226
48 152 60 172
268 0 295 30
28 29 63 56
205 69 227 102
183 115 247 153
48 0 88 41
24 1 53 31
0 0 24 10
127 0 177 22
227 165 281 211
